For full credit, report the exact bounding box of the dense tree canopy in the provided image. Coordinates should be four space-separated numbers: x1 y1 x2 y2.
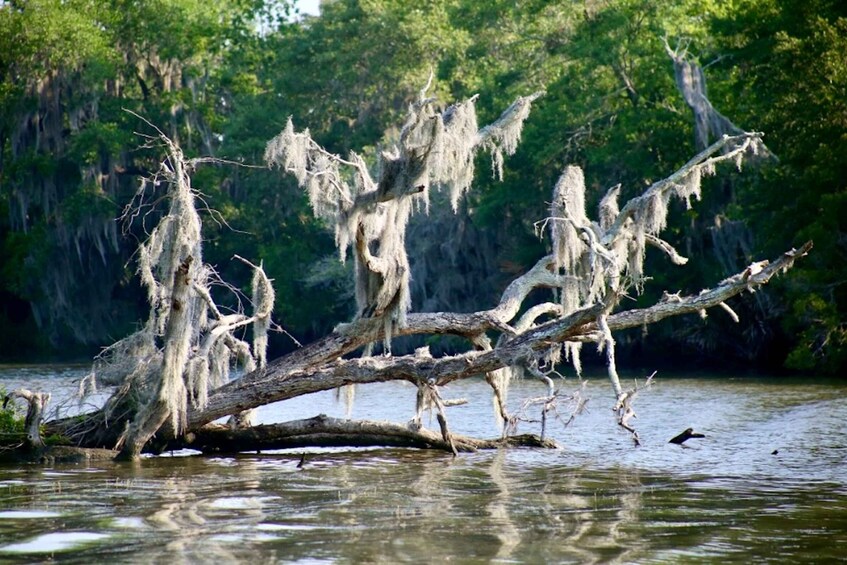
0 0 843 374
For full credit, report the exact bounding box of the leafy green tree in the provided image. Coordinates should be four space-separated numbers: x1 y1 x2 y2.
712 0 847 372
441 0 769 364
0 0 122 350
0 0 269 354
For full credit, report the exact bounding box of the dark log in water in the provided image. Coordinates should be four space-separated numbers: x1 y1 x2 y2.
168 415 558 454
669 428 706 444
0 445 117 465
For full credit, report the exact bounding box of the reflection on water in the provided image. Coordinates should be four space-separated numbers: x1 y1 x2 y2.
0 366 846 562
1 532 109 554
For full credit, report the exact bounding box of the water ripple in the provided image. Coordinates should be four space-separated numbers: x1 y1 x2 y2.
0 368 845 562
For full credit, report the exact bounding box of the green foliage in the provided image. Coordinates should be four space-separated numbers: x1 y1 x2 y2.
784 292 847 372
0 389 26 445
0 389 70 447
262 0 469 153
453 1 739 329
710 0 847 372
67 122 127 167
0 0 285 350
0 395 21 428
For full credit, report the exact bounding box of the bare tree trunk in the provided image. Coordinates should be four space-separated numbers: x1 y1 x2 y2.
117 257 193 460
44 240 810 456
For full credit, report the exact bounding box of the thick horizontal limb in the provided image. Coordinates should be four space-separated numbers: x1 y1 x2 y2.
189 254 569 426
188 243 810 428
188 302 605 427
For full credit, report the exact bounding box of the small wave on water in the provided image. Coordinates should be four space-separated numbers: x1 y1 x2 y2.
0 510 62 519
0 532 110 555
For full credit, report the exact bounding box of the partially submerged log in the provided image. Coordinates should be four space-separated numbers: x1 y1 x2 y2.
0 445 118 465
171 415 557 455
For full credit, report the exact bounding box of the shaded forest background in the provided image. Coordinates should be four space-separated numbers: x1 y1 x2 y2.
0 0 844 374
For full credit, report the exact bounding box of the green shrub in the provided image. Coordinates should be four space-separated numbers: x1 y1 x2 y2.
0 388 26 445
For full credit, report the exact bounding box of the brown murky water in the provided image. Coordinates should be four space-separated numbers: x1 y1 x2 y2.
1 366 845 563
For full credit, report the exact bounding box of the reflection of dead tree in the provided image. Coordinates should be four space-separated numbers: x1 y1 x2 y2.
486 450 521 560
41 74 811 459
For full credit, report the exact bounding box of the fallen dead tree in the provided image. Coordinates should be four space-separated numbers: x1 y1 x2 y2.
29 60 811 461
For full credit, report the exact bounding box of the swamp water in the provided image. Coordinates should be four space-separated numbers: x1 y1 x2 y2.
0 366 845 563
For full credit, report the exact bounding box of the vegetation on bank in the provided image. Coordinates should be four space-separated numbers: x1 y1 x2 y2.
1 0 844 373
0 387 68 449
